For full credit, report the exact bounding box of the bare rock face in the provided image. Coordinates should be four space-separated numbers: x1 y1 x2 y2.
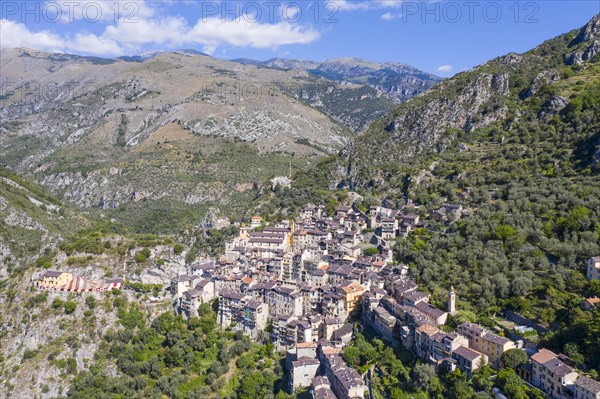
539 96 569 117
348 14 600 188
567 14 600 65
354 70 511 168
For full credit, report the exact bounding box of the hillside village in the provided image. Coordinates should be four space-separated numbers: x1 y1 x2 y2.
32 197 600 399
163 202 600 399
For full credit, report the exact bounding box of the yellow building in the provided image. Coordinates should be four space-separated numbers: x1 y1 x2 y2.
38 271 73 288
340 281 366 314
457 322 516 368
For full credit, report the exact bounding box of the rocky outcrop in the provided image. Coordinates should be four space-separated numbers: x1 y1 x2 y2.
567 14 600 65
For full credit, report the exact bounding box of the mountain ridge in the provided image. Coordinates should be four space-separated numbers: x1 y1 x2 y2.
231 56 442 104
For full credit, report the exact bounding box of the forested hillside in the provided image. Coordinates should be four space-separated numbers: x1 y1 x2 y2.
263 14 600 373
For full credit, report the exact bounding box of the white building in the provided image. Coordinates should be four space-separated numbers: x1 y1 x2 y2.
587 257 600 280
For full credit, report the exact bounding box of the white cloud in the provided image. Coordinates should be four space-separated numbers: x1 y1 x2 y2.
103 16 188 48
437 64 454 73
374 0 405 8
2 0 321 57
69 33 124 56
326 1 370 11
1 9 321 58
381 12 401 21
186 18 320 49
0 19 64 51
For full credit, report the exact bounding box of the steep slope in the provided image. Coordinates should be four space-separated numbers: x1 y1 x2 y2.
0 167 89 276
0 49 354 232
350 14 600 186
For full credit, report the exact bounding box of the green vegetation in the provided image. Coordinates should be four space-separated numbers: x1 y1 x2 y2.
186 226 239 262
342 329 547 399
67 303 289 399
124 281 163 296
64 301 77 314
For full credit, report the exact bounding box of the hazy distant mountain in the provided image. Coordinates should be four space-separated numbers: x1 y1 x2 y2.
232 56 442 103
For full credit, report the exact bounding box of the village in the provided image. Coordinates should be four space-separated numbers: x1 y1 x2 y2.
169 202 600 399
35 201 600 399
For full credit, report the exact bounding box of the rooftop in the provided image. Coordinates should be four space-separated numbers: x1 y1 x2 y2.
453 345 483 362
575 376 600 394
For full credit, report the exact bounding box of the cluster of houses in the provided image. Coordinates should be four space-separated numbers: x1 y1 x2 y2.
164 202 600 399
34 270 123 293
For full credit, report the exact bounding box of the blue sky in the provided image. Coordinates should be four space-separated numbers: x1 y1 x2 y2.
1 1 598 75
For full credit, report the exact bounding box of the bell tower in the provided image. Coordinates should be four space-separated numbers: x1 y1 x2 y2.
448 286 456 315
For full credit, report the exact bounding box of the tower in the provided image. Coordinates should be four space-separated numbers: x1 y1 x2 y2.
239 223 248 240
448 286 456 315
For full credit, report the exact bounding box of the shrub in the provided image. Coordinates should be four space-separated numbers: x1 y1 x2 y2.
64 301 77 314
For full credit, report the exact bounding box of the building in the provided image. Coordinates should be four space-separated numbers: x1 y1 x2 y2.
414 301 448 325
171 275 199 298
290 357 320 392
414 324 441 362
452 345 487 379
457 322 516 368
35 271 122 293
531 349 579 399
587 257 600 280
575 376 600 399
311 376 336 399
242 300 269 340
251 215 263 229
338 281 366 314
581 297 600 311
267 286 303 317
371 306 397 341
180 280 216 318
37 271 73 288
272 314 299 351
321 353 368 399
217 291 247 327
432 332 469 363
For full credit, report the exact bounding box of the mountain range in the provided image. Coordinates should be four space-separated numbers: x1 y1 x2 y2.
231 56 442 103
0 49 439 232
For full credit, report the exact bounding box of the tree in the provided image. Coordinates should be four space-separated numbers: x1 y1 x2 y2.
541 307 556 324
563 342 585 367
500 349 529 370
342 346 361 368
443 370 474 399
363 247 380 256
497 369 529 399
413 363 436 391
588 280 600 297
472 363 495 392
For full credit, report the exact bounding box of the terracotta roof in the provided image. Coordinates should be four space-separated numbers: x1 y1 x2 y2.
417 324 439 335
296 342 318 348
585 297 600 306
531 348 557 365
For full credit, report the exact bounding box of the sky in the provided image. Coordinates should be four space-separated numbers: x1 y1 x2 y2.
1 1 599 76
